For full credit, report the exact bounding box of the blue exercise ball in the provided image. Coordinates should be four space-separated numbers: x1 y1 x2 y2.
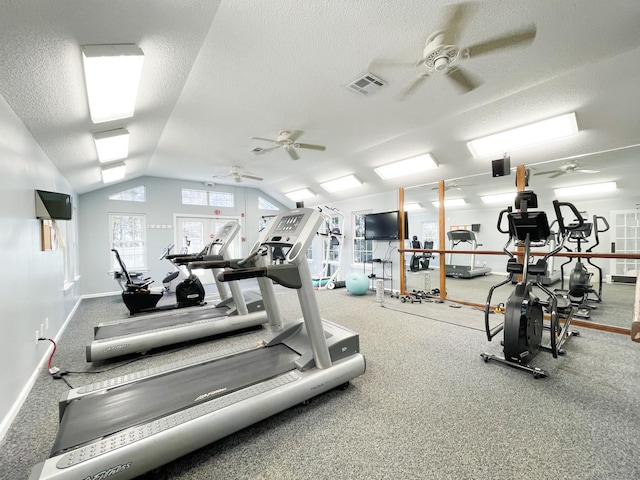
345 272 369 295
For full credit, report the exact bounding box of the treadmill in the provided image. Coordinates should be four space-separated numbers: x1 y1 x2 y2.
30 207 366 480
445 229 492 278
86 221 266 362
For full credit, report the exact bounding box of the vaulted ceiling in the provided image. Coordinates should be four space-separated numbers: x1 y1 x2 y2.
1 1 639 207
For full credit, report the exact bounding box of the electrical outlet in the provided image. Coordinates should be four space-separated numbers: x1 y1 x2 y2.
45 317 49 330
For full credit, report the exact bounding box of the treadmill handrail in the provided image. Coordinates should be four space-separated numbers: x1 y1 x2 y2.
218 264 303 289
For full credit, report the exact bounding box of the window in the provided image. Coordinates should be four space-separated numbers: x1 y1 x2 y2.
182 189 234 207
421 222 439 251
109 185 146 202
258 196 279 210
209 191 234 207
182 189 208 206
353 211 373 263
109 213 147 270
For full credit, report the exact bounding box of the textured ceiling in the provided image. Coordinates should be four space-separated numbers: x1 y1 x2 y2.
1 1 639 208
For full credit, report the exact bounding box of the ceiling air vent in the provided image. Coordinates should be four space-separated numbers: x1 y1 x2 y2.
345 72 387 96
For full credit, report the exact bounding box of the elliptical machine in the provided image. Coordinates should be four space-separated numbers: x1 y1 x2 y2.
558 214 609 317
482 190 583 378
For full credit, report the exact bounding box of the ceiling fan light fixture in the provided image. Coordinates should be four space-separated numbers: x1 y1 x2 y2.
554 181 616 198
101 162 126 183
82 44 145 124
93 128 129 163
481 192 516 205
467 112 579 159
320 175 363 193
374 153 439 180
432 198 466 208
285 188 316 202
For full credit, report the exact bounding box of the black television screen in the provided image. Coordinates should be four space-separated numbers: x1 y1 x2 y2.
35 190 72 220
364 211 408 241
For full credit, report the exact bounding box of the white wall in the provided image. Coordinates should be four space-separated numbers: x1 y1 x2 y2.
78 176 289 296
0 93 80 439
308 190 400 288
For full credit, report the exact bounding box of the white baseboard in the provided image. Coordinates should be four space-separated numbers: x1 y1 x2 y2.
0 297 81 442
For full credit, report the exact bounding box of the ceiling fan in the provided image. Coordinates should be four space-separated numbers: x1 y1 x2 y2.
432 180 476 191
371 2 536 97
250 129 326 160
533 161 600 179
213 165 263 183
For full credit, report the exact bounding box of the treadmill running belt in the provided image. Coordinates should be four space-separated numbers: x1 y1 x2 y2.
94 306 230 339
51 344 298 455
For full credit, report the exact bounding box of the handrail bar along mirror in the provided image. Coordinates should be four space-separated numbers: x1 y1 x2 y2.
399 149 640 335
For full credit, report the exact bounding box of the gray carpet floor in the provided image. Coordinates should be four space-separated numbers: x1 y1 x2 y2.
407 270 636 329
1 283 639 480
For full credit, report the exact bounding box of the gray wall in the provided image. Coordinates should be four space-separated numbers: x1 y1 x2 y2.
0 93 80 438
78 176 289 296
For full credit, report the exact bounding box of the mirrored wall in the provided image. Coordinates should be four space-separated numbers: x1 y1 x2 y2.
403 146 640 330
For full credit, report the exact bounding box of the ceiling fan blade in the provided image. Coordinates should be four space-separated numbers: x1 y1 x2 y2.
465 25 537 58
296 143 326 151
398 74 429 99
254 146 281 155
284 129 303 142
241 174 263 181
446 66 482 93
441 2 476 45
533 169 560 176
286 148 299 161
576 169 600 174
251 136 279 144
548 171 565 179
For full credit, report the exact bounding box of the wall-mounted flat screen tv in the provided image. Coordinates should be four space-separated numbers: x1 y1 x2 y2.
35 190 72 220
364 210 408 241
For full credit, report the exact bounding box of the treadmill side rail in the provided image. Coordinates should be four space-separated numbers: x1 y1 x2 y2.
31 354 366 480
86 310 267 362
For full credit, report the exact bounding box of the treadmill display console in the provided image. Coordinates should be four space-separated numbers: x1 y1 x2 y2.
218 223 234 238
273 214 304 234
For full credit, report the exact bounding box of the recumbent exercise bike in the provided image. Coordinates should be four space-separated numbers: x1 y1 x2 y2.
409 236 434 272
112 245 206 315
481 190 583 378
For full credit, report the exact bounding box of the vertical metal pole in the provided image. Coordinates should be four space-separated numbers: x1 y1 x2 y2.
438 179 446 300
228 280 249 316
296 259 332 369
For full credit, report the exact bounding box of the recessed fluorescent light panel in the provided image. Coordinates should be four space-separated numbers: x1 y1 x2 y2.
374 153 438 180
403 203 423 211
94 128 130 163
320 174 363 193
554 182 617 198
82 44 144 123
285 188 316 202
432 198 467 208
481 192 517 205
467 112 579 159
101 162 126 183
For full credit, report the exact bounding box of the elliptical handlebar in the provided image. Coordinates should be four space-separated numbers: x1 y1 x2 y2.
594 215 610 233
552 200 584 237
496 207 512 234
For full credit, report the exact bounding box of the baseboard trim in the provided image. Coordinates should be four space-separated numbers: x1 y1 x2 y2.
0 297 81 442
